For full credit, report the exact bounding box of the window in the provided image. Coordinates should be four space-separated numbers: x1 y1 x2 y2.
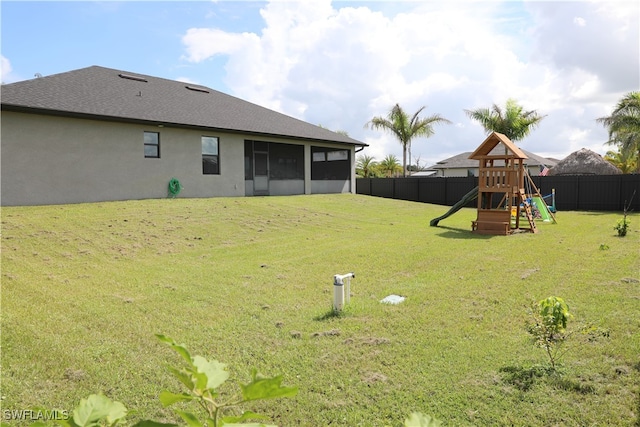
311 147 350 180
313 152 326 162
144 132 160 158
327 150 348 161
202 136 219 174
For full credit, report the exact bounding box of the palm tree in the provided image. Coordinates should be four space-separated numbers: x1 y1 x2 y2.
597 91 640 173
464 98 546 141
366 104 451 177
604 147 637 174
378 154 402 177
356 154 378 178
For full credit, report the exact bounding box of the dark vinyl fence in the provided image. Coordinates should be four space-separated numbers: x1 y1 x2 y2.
356 175 640 212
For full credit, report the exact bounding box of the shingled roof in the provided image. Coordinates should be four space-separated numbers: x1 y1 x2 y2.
427 145 556 170
1 66 366 146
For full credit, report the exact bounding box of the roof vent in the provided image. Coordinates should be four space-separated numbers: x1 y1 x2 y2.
118 73 148 82
185 85 210 93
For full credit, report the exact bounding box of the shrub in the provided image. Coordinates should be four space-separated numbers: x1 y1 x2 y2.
526 296 572 370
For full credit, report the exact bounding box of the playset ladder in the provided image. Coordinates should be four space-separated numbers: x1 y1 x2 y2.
518 189 538 233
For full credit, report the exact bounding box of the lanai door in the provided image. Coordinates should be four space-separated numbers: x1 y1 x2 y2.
253 141 269 196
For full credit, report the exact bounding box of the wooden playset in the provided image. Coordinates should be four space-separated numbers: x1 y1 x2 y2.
468 132 538 235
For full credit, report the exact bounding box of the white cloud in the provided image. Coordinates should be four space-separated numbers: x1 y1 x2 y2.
527 1 639 93
573 17 587 27
1 56 14 83
181 0 638 166
182 28 260 63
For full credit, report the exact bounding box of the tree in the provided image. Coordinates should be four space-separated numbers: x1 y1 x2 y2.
408 155 428 172
464 98 546 141
378 154 402 177
597 91 640 173
604 147 637 174
356 154 378 178
366 104 450 177
526 296 573 370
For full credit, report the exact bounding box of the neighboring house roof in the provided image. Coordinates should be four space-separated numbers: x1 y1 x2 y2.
548 148 621 175
469 132 527 160
1 65 366 146
427 146 556 171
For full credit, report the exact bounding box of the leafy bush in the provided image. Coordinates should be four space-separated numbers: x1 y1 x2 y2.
526 296 573 370
156 334 298 427
614 217 630 237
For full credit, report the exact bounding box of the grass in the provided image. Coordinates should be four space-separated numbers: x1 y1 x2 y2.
1 194 639 426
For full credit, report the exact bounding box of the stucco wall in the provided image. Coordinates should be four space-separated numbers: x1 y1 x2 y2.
1 112 358 206
311 180 350 194
442 168 470 178
1 112 244 206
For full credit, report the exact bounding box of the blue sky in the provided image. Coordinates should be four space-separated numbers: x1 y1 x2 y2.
2 1 639 166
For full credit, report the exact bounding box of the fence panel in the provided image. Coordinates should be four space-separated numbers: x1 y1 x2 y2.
370 179 394 199
446 177 478 206
577 175 620 210
356 178 372 196
620 175 640 211
394 178 420 202
418 178 446 204
356 174 640 211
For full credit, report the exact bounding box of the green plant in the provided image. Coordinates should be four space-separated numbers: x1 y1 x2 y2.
615 217 630 236
615 190 636 236
27 394 137 427
156 335 297 427
526 296 573 370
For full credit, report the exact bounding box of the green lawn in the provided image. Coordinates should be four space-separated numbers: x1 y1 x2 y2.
2 194 639 426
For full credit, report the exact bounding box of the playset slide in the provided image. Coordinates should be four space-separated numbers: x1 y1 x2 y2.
529 196 553 222
430 186 479 227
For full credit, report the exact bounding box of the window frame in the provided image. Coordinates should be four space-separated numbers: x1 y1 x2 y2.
202 136 220 175
311 146 351 181
144 131 160 158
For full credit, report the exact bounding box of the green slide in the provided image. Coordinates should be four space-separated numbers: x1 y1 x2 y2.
430 186 479 227
529 196 553 222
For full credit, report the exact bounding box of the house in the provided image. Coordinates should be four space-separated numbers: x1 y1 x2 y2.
548 148 621 175
1 66 367 206
426 144 556 178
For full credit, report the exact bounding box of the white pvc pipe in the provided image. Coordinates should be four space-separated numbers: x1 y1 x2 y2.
333 279 344 312
333 272 355 311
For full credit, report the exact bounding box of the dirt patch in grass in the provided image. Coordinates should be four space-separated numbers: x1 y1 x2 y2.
361 371 388 385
